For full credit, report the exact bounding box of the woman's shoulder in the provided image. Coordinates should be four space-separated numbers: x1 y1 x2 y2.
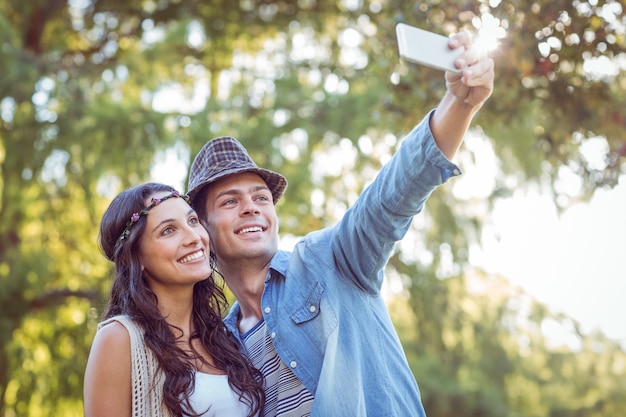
98 314 133 329
84 318 133 416
94 319 132 354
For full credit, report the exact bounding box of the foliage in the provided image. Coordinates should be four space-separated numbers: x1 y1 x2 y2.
388 269 626 417
0 0 624 415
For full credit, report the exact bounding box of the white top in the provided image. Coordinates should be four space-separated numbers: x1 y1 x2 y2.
99 316 253 417
186 372 252 417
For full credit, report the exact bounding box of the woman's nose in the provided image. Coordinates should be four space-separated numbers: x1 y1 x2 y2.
182 225 204 245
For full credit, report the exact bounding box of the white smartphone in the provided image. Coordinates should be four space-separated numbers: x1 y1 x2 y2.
396 23 463 73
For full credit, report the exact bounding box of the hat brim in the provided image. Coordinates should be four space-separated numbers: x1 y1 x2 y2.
187 166 287 207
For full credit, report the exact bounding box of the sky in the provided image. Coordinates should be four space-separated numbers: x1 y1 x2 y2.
483 178 626 344
450 131 626 346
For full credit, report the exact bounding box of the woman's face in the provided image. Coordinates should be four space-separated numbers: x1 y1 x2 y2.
138 192 212 293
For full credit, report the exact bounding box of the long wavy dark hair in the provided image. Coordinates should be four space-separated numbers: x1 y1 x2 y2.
98 182 264 417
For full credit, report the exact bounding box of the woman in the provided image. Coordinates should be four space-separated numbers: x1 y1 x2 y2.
84 183 264 417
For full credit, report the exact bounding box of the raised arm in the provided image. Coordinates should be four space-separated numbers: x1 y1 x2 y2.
329 31 494 292
430 32 495 160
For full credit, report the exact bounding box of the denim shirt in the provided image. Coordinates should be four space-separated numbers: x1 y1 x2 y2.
224 111 461 417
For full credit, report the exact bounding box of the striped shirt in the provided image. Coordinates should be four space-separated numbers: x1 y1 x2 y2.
242 319 314 417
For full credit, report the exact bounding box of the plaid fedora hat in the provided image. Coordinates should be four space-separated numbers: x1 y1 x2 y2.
187 136 287 205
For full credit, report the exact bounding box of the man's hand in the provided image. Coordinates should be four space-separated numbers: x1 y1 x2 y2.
429 31 495 160
446 32 494 108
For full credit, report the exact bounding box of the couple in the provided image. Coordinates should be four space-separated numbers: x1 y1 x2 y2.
84 32 494 417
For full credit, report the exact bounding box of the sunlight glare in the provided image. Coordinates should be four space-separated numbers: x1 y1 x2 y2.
150 142 189 191
541 318 583 351
472 13 507 53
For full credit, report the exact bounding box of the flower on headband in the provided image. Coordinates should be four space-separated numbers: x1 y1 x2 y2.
117 190 189 243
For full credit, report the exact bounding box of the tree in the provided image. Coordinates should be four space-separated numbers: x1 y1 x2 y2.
389 269 626 417
1 0 624 415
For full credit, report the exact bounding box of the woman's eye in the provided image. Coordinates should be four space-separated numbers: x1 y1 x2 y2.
161 226 174 236
189 216 199 225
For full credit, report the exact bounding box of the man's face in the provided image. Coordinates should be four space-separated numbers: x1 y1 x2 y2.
202 171 279 267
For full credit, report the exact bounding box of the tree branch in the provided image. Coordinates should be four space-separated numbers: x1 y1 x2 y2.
29 289 101 310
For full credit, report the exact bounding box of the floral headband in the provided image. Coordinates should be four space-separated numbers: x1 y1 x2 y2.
117 190 190 243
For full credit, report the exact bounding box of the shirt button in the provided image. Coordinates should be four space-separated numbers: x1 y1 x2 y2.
309 305 316 313
452 168 461 176
271 332 276 339
264 307 271 314
290 361 297 368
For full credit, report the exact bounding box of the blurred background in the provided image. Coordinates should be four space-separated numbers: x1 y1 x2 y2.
1 0 625 416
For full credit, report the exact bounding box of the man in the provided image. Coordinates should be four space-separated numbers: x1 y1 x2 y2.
187 31 494 416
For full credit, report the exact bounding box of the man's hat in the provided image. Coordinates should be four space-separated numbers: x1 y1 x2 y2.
187 136 287 206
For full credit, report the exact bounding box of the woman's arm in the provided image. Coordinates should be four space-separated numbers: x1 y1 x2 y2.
84 321 132 417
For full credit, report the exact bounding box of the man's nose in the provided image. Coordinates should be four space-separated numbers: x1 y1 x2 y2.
240 198 260 215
